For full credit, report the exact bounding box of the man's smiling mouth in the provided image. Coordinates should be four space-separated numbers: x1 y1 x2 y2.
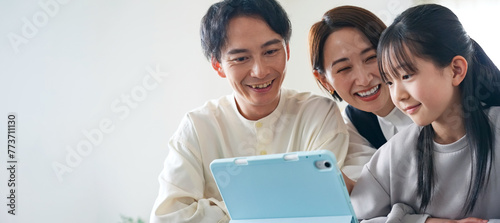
250 80 273 89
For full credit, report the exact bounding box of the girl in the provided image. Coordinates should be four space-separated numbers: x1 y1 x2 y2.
351 4 500 222
309 6 413 181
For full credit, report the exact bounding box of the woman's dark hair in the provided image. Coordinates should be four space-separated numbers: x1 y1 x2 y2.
309 6 386 101
200 0 291 62
378 4 500 214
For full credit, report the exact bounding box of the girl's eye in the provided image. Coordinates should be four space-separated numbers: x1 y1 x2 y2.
385 81 393 86
402 74 413 80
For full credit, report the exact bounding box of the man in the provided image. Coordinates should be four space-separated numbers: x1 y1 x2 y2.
150 0 349 222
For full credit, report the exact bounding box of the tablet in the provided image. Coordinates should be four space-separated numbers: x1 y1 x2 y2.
210 150 358 223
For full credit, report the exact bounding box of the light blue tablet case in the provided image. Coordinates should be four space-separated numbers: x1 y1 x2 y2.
210 150 358 223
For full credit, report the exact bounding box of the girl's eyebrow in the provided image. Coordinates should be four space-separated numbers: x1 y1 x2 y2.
395 63 413 72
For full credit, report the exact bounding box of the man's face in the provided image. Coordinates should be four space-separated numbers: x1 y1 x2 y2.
213 16 289 120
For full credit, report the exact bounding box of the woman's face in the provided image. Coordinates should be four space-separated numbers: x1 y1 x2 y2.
318 27 394 116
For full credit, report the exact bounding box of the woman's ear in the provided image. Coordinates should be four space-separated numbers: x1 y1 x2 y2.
211 57 226 78
313 69 334 94
450 55 468 86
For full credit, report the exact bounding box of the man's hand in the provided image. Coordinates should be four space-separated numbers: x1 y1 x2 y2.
342 171 355 194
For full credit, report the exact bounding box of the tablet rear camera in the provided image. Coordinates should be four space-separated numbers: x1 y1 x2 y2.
315 160 332 170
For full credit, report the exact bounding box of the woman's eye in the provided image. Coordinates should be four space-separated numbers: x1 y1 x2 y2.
365 55 377 62
385 81 393 86
337 67 351 73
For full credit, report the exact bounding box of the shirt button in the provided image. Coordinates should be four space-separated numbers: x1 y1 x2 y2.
260 150 267 155
255 122 263 128
257 128 273 144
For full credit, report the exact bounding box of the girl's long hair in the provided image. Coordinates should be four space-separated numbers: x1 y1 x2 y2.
378 4 500 214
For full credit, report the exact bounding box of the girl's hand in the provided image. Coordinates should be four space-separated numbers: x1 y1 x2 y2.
426 217 488 223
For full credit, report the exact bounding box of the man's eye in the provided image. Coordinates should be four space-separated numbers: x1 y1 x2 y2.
265 49 278 55
233 57 248 62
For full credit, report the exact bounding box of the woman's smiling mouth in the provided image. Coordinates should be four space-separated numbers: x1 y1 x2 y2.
356 85 380 97
355 84 381 102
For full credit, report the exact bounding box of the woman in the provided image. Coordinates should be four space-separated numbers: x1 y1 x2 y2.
309 6 412 181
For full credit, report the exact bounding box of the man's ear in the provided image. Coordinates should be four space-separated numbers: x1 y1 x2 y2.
286 43 290 61
450 55 468 86
313 69 334 94
211 57 226 78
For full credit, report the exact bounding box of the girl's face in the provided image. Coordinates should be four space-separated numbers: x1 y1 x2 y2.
317 27 394 117
384 55 463 128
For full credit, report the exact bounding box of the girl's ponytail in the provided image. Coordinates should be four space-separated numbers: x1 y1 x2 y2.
459 38 496 214
468 39 500 106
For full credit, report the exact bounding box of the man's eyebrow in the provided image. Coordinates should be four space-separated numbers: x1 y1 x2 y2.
226 39 283 55
226 49 248 55
261 39 282 48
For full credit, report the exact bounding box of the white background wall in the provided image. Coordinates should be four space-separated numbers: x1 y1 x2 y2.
4 0 469 222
